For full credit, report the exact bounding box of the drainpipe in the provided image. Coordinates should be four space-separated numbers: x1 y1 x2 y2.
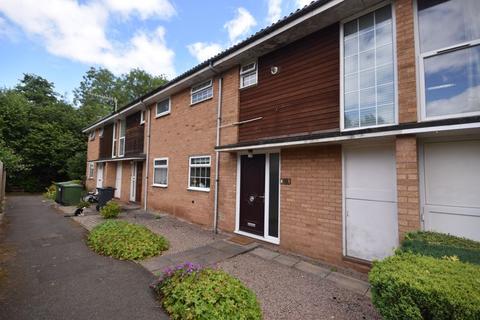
213 77 223 234
142 99 151 211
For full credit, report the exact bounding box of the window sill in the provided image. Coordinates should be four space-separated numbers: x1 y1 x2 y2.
190 96 213 106
240 83 258 90
341 122 397 132
155 112 171 119
152 184 168 188
187 187 210 193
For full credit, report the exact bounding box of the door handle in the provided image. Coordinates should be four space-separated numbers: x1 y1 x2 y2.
258 195 265 199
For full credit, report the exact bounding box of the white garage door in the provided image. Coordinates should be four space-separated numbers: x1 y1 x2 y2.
423 140 480 241
344 144 398 261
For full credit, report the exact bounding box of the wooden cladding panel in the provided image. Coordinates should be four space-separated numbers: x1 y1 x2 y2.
239 23 340 142
99 124 113 159
125 112 144 156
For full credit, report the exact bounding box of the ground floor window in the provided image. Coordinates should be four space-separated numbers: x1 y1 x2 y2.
188 156 211 191
153 158 168 187
88 162 94 179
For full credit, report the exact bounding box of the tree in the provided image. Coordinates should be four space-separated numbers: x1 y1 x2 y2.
74 67 168 126
15 73 58 106
0 68 166 191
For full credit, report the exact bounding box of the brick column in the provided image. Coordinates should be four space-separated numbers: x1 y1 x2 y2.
395 0 418 123
396 135 421 239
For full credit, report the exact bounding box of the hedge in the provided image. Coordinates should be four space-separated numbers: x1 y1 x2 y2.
401 231 480 265
369 252 480 320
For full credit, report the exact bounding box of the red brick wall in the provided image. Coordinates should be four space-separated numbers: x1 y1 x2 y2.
395 0 418 123
104 162 116 188
396 135 420 238
218 69 240 232
280 145 344 265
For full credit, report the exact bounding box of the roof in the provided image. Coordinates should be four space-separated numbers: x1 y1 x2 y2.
84 0 334 131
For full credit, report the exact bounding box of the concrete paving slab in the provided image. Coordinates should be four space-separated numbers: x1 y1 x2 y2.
273 254 300 267
326 271 370 295
250 247 280 260
294 261 330 278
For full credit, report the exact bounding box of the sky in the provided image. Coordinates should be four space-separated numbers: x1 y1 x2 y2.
0 0 311 102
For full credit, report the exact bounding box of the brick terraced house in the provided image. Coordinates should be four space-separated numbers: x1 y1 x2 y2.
84 0 480 270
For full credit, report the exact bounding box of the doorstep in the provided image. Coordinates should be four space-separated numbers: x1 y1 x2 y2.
250 247 371 296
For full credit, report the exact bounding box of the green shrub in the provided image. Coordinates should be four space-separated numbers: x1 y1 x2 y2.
369 252 480 320
401 231 480 265
88 220 168 260
99 201 121 219
151 263 262 320
43 184 56 200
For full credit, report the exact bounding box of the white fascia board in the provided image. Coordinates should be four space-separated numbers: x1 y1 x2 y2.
218 122 480 152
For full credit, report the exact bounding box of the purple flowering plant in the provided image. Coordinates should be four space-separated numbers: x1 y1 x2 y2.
150 261 203 293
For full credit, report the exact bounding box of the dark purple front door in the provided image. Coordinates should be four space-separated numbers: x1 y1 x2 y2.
239 154 265 236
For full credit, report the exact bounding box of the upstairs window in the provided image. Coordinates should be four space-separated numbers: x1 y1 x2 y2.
156 98 171 117
140 111 145 124
342 5 396 130
188 156 211 191
112 122 117 158
153 158 168 187
99 127 104 138
240 62 258 88
118 120 126 157
88 131 95 141
417 0 480 120
191 80 213 105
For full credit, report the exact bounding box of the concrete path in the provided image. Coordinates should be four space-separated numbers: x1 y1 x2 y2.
141 239 258 275
0 195 168 320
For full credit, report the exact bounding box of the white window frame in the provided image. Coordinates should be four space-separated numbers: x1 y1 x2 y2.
88 162 94 179
191 79 213 105
414 0 480 122
112 122 117 158
240 61 258 88
140 111 145 124
156 98 171 118
152 157 168 187
118 119 126 157
187 155 211 192
88 130 95 141
339 2 399 132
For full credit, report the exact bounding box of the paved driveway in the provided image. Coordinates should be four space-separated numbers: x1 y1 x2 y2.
0 195 168 320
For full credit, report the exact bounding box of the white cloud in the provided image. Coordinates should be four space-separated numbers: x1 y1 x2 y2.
295 0 312 8
187 42 223 63
427 85 480 117
224 7 257 44
187 7 257 62
267 0 282 24
102 0 176 20
0 0 176 78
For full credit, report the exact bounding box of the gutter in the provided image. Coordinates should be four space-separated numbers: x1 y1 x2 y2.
213 76 223 234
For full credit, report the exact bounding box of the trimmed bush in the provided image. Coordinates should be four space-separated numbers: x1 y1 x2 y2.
99 201 121 219
88 220 168 260
151 263 262 320
43 184 56 200
401 231 480 265
369 252 480 320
